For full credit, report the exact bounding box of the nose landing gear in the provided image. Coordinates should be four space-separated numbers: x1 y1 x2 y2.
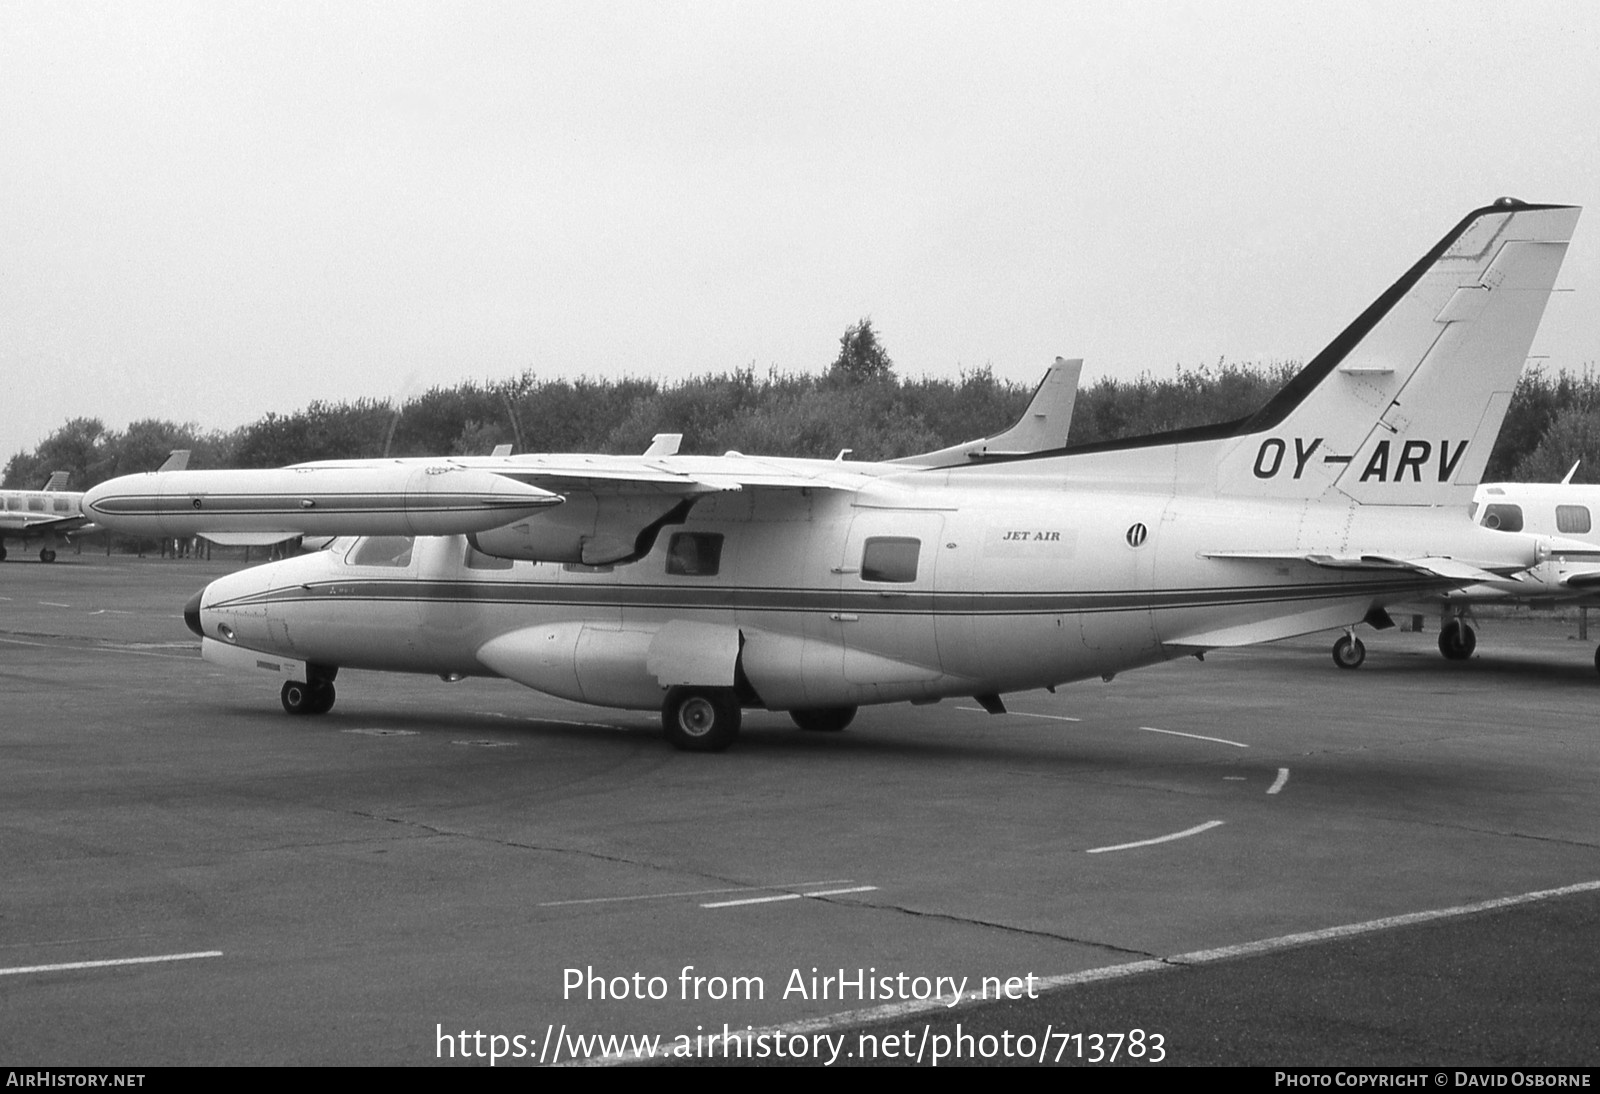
281 668 338 715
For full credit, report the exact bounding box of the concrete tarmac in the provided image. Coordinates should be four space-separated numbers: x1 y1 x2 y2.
2 554 1597 1066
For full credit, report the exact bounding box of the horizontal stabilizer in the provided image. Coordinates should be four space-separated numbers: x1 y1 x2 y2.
1201 550 1515 584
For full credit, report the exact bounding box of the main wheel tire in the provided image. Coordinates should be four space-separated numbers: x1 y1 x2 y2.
1439 621 1476 660
308 680 336 714
1332 634 1366 670
281 680 314 715
790 706 857 732
40 548 56 563
662 687 741 752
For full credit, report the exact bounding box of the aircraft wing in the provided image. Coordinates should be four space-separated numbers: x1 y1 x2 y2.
0 512 92 536
445 451 877 494
84 453 878 566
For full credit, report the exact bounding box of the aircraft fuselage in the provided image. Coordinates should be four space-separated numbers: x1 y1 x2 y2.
192 478 1537 713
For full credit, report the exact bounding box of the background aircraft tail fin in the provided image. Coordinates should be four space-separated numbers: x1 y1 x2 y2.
1216 200 1579 506
41 471 70 491
897 357 1082 466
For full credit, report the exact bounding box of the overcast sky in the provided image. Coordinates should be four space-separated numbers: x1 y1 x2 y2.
3 1 1597 468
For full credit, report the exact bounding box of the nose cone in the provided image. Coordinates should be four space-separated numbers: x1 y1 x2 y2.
183 589 204 638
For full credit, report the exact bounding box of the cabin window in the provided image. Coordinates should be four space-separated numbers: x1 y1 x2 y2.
53 498 72 513
28 498 44 512
346 535 414 568
1557 505 1592 535
1479 504 1523 533
464 543 513 570
861 537 921 583
665 532 723 576
5 497 17 510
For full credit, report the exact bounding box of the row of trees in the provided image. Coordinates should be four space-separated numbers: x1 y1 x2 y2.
5 320 1598 490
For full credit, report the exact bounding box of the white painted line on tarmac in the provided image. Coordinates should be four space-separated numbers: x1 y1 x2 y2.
702 886 878 909
958 707 1081 723
1138 725 1247 748
579 879 1600 1066
1086 820 1224 854
1172 879 1600 964
38 601 72 608
342 728 419 737
0 636 195 661
539 880 856 908
1268 767 1290 794
0 950 223 977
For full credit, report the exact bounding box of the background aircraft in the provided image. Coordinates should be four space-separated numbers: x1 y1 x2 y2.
0 472 95 562
86 200 1581 749
1379 472 1600 671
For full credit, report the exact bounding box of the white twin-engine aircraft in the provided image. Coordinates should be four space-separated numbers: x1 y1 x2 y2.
0 472 94 562
86 200 1582 750
1396 474 1600 671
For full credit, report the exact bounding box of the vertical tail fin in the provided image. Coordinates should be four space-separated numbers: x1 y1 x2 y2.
1217 200 1579 505
897 357 1083 466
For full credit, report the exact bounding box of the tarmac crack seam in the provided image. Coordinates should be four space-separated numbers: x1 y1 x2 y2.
816 896 1160 962
1383 820 1600 852
344 809 770 880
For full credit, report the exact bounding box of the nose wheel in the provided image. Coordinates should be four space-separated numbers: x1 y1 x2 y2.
281 679 336 715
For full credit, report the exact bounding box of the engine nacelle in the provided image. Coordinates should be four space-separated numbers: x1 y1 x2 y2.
468 494 689 565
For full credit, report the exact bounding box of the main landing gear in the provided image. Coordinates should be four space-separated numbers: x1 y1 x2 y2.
1438 618 1477 661
39 547 56 563
1331 630 1366 670
790 706 857 732
662 687 741 752
660 691 862 751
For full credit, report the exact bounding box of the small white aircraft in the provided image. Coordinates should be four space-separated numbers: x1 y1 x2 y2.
0 472 95 562
1391 471 1600 669
86 199 1582 749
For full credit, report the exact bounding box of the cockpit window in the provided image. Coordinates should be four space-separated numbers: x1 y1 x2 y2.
1480 504 1524 533
1557 505 1592 535
346 536 414 567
